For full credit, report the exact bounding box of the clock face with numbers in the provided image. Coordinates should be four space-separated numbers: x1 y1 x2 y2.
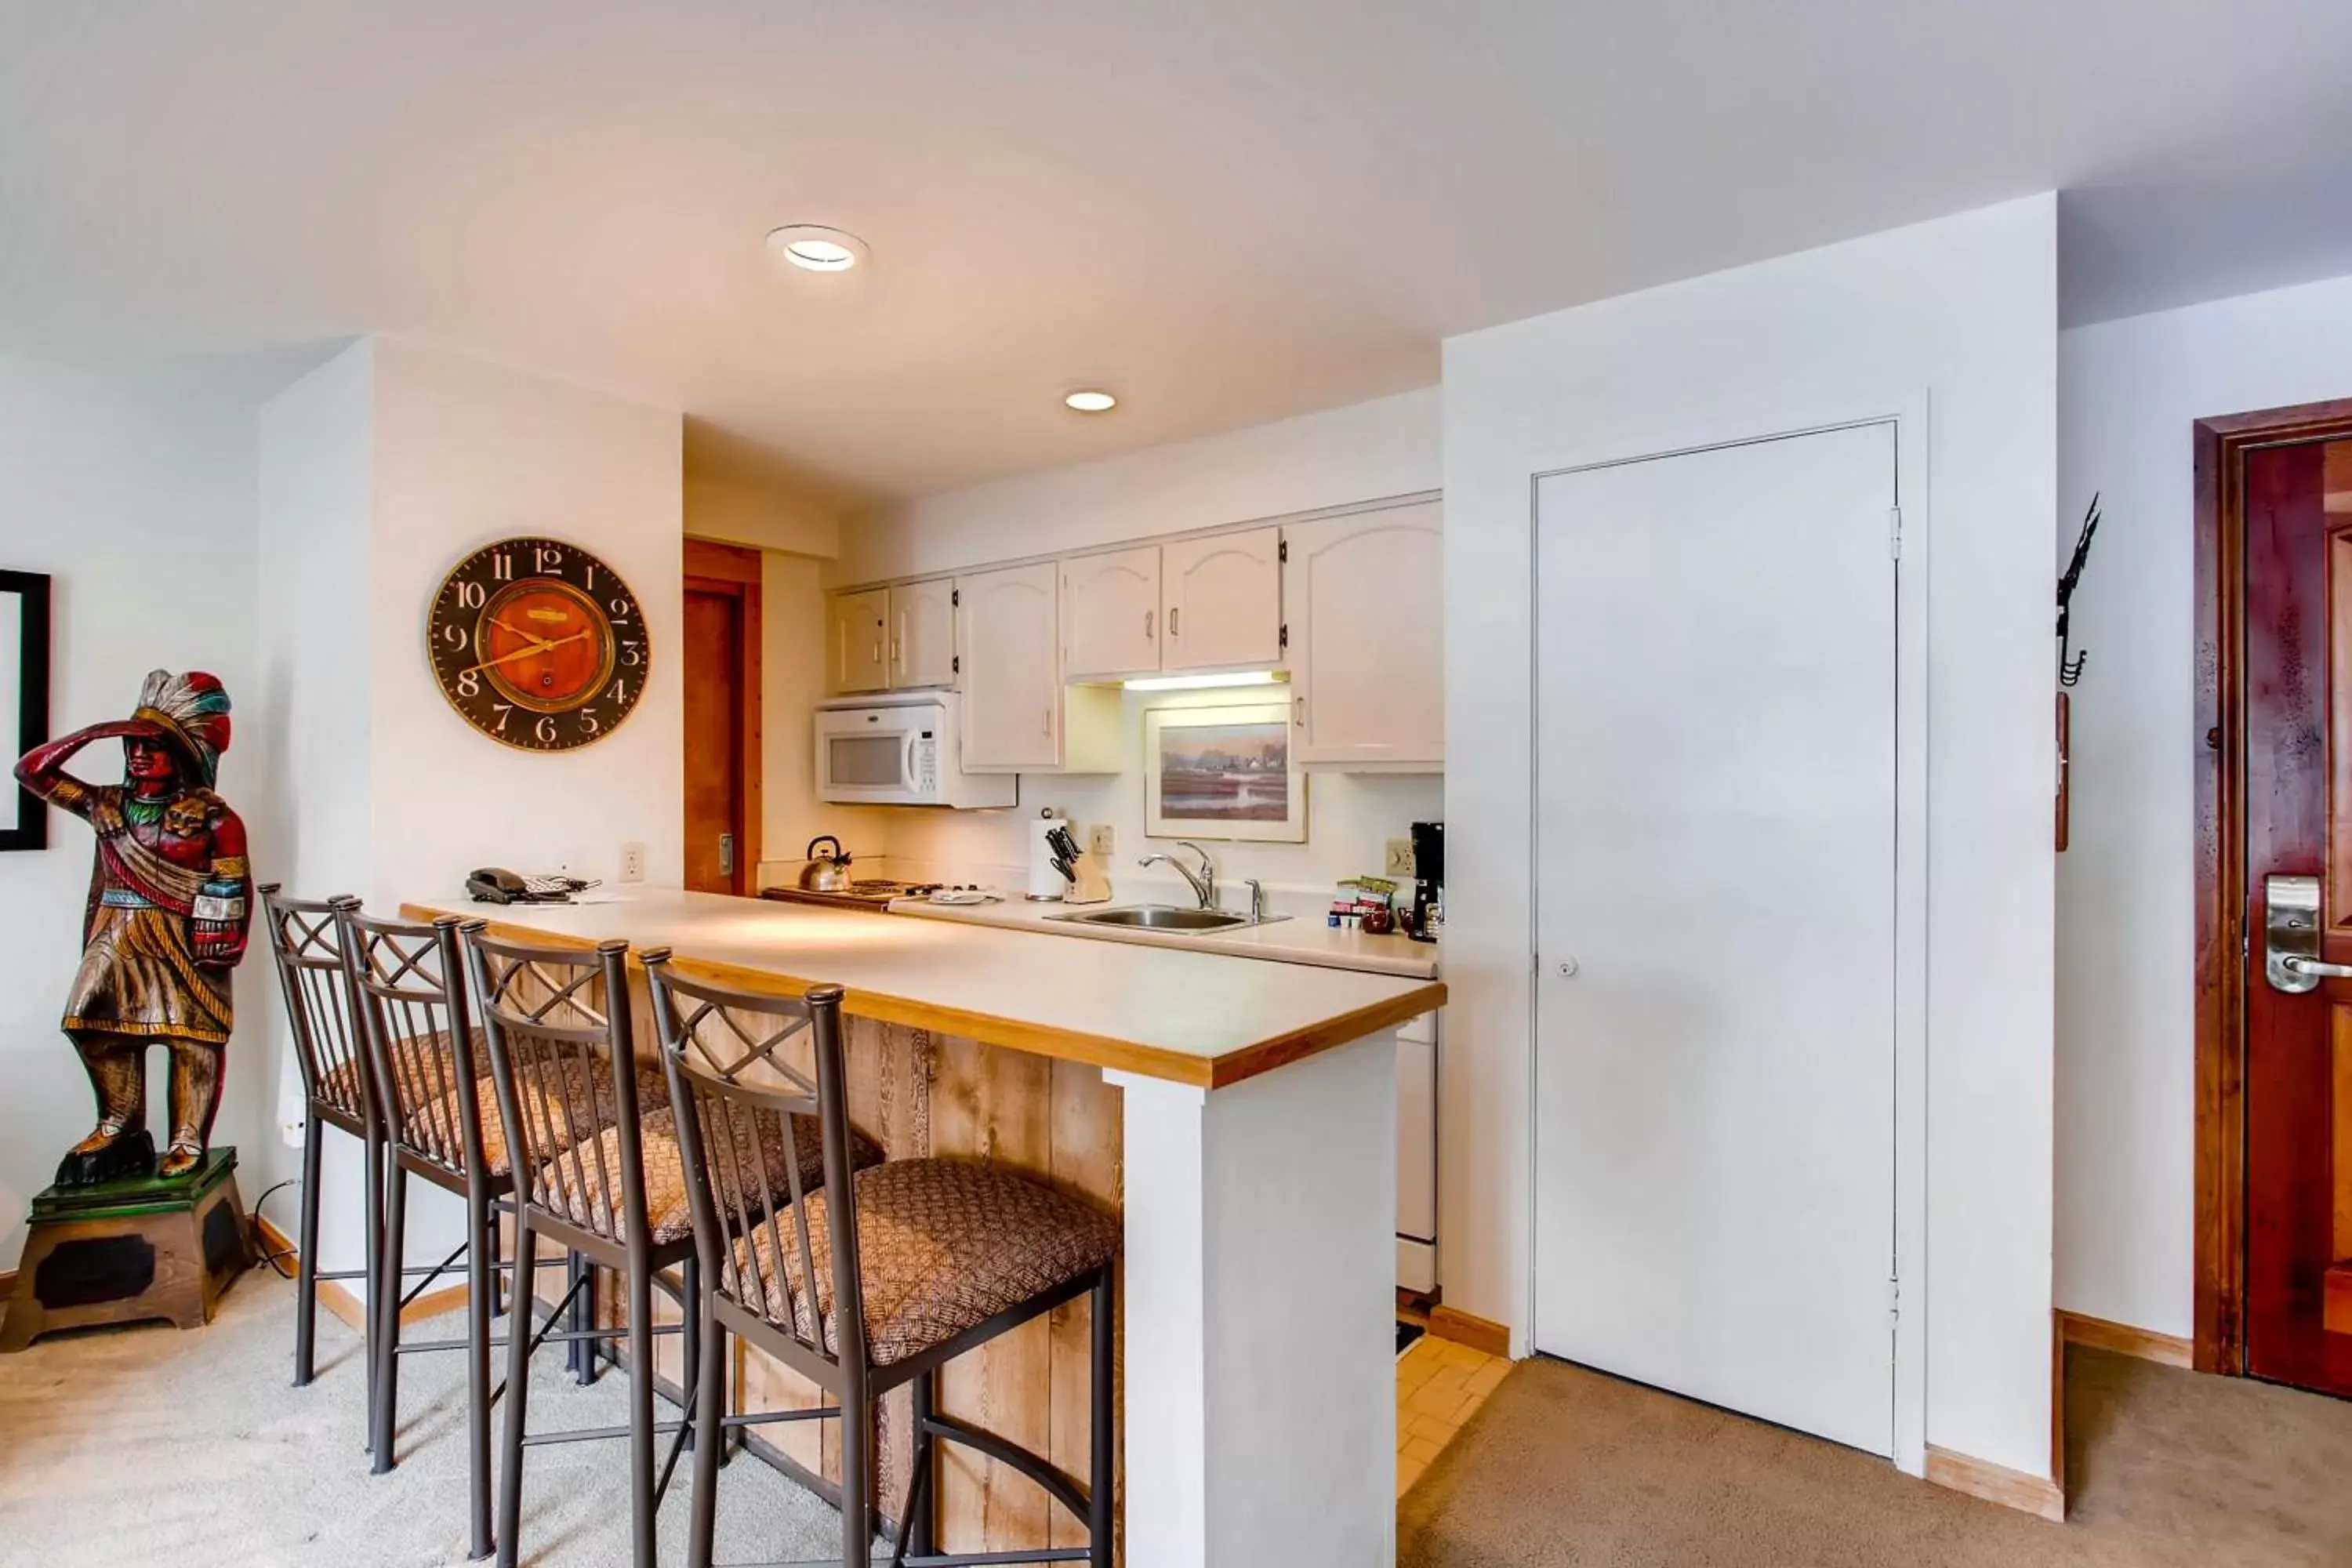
426 536 648 752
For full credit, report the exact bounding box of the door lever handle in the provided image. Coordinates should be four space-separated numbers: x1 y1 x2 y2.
2265 873 2349 992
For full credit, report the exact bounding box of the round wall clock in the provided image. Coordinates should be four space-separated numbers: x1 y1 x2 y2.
426 536 648 751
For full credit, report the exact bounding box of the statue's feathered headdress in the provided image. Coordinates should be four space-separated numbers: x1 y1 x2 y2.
132 670 233 786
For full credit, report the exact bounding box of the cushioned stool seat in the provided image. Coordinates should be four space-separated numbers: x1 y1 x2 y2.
542 1107 884 1243
430 1060 673 1178
321 1030 486 1111
733 1158 1120 1366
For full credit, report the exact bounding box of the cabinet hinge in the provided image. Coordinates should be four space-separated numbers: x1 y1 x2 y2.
950 588 960 608
1889 506 1903 561
1279 622 1289 652
1278 537 1288 563
951 654 961 675
1889 1275 1900 1323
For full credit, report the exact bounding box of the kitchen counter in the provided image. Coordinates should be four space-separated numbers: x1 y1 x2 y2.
404 887 1440 1088
404 883 1411 1566
884 891 1443 978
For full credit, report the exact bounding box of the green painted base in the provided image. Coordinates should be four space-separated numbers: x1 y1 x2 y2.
30 1147 240 1223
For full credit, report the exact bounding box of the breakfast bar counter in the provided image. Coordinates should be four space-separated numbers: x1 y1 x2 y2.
405 888 1444 1567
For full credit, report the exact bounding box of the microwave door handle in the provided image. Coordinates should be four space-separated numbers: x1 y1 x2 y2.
906 729 922 788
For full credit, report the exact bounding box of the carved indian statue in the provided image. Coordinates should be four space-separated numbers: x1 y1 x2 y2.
14 670 252 1184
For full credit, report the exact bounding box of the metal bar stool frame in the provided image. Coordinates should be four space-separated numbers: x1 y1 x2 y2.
339 904 600 1559
462 925 703 1568
644 952 1115 1568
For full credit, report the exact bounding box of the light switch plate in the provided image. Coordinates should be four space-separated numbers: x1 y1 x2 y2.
1384 838 1416 878
1088 823 1115 857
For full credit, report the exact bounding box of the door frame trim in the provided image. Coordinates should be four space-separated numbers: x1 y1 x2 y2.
684 537 765 895
2190 395 2352 1376
1523 394 1930 1475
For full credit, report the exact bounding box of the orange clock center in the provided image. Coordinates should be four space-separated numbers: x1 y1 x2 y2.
477 581 611 710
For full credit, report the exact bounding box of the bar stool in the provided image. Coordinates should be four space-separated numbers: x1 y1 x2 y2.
259 887 391 1441
643 951 1120 1568
462 927 704 1568
339 904 590 1560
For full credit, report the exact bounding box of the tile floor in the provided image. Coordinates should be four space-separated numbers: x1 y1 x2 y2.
1396 1334 1510 1497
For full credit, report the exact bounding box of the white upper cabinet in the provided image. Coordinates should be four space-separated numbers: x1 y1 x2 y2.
1283 502 1444 768
1162 526 1282 672
828 586 891 694
889 578 956 689
956 561 1062 771
1062 546 1162 681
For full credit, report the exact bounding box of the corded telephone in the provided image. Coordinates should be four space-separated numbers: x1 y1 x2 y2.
466 867 593 905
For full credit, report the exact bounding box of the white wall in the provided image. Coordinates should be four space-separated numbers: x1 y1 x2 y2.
841 388 1440 583
0 354 270 1267
367 335 684 902
258 333 684 1272
2056 270 2352 1339
1443 195 2060 1478
840 390 1444 905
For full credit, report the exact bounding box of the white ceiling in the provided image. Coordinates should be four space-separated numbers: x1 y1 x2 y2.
5 1 2351 504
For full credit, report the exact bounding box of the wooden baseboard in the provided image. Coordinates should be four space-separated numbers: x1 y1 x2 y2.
1427 1305 1512 1359
2057 1309 2195 1369
253 1212 470 1330
1926 1446 2065 1523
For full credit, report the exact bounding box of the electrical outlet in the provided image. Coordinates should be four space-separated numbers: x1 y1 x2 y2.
1088 823 1115 857
619 842 647 884
1384 837 1416 878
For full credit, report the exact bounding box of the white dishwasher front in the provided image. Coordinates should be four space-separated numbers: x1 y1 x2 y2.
1397 1010 1438 1292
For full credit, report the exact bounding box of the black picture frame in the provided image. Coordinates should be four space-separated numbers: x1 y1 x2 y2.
0 569 53 851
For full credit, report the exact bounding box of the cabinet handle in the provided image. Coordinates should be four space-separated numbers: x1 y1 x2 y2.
1145 609 1154 641
1044 706 1054 738
1168 606 1179 637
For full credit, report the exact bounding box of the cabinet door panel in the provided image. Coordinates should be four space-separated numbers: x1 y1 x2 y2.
956 561 1061 771
1162 526 1281 670
1062 546 1162 680
891 578 956 688
1285 504 1443 766
829 587 891 694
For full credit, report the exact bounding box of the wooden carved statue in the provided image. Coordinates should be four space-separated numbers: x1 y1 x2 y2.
13 670 252 1184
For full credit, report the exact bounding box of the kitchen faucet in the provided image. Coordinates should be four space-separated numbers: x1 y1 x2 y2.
1139 840 1217 909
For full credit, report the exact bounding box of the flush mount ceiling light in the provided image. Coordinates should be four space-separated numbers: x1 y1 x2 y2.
1064 389 1118 413
766 224 869 273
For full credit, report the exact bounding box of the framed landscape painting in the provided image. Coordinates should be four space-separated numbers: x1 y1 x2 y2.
0 570 52 851
1143 699 1306 844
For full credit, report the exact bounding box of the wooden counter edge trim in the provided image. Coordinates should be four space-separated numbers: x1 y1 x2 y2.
407 904 1445 1088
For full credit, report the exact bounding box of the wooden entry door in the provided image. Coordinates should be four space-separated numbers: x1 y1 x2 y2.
2236 434 2352 1397
683 539 762 896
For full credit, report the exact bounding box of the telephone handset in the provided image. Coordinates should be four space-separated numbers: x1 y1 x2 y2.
467 866 593 905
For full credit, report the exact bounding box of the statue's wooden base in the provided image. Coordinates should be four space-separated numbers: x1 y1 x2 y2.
0 1147 252 1351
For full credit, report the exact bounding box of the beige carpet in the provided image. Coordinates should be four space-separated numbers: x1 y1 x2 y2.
0 1269 858 1566
1400 1345 2352 1567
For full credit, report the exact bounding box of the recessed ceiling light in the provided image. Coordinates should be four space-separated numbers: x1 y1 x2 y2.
1065 389 1117 413
767 224 869 273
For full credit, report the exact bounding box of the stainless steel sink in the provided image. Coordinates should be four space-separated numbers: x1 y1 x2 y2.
1048 904 1285 934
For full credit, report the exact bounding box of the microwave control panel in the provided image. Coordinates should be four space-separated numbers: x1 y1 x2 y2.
914 730 938 793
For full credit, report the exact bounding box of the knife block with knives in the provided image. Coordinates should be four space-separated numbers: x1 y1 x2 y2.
1027 813 1112 905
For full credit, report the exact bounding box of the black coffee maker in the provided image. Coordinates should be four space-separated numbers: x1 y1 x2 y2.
1407 820 1444 943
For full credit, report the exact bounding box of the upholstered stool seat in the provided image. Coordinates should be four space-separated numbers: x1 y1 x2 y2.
736 1158 1120 1367
542 1107 884 1245
429 1061 673 1178
321 1029 488 1109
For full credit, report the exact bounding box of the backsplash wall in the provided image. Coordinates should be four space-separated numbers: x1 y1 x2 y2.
876 685 1441 915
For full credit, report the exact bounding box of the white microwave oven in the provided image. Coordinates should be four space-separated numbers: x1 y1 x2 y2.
814 694 1016 808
